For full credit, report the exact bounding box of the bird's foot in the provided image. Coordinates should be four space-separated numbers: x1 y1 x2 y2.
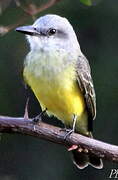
64 128 74 140
32 108 47 130
32 114 42 124
60 127 74 139
62 114 78 140
32 108 47 124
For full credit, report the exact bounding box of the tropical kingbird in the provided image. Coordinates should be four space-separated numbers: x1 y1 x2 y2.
16 14 103 169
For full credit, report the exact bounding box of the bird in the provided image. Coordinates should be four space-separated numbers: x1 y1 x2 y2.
16 14 103 169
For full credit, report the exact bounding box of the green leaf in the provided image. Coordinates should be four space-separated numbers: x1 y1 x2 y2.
80 0 92 6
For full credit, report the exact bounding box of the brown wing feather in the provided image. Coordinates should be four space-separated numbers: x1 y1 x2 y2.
76 55 96 131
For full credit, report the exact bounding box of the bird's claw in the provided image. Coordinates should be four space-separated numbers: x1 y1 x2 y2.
32 108 47 130
64 129 74 140
60 128 74 140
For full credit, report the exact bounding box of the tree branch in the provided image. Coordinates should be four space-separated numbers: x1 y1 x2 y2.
0 0 63 36
20 0 62 16
0 115 118 162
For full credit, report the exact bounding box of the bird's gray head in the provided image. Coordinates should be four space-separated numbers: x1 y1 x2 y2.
16 14 80 54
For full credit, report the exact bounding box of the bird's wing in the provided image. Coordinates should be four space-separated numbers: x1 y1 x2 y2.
76 55 96 131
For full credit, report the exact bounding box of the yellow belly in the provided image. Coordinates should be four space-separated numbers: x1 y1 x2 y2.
24 52 89 134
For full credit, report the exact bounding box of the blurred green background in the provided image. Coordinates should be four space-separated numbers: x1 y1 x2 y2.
0 0 118 179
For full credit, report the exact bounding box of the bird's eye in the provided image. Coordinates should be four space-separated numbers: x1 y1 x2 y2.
34 27 37 31
47 28 56 36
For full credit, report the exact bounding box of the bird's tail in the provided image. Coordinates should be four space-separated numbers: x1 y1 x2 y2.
72 149 103 169
70 131 103 169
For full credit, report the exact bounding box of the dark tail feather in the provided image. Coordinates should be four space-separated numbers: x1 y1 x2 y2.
72 150 89 169
72 149 103 169
89 154 103 169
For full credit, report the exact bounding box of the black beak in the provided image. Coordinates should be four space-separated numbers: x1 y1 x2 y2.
15 25 40 36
